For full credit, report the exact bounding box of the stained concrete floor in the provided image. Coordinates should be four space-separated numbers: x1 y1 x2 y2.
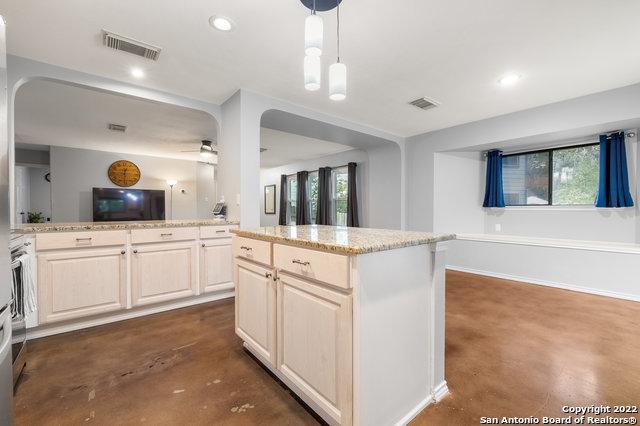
14 271 640 425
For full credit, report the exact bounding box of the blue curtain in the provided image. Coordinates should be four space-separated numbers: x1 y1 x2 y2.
595 132 634 208
483 150 505 208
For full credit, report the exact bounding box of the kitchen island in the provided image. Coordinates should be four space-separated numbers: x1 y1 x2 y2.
15 219 239 337
230 225 455 426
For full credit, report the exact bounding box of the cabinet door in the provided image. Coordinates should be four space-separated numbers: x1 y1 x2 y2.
234 259 276 366
131 242 197 306
200 238 233 293
277 273 352 426
38 247 127 324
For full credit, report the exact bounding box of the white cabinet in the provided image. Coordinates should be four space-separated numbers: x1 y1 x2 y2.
234 258 277 366
200 238 233 293
131 242 197 306
37 247 127 324
277 273 352 426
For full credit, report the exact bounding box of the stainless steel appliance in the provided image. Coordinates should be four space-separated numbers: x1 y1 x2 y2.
0 13 14 425
9 235 26 386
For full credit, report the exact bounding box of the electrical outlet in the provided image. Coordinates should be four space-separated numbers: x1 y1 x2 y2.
494 223 502 232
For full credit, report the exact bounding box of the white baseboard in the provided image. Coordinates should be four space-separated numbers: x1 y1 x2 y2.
27 291 235 340
395 397 432 426
447 265 640 303
432 380 449 402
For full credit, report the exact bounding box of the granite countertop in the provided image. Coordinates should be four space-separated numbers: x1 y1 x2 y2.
15 219 240 234
231 225 455 255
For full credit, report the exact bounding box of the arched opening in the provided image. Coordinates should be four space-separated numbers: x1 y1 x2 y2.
258 109 402 229
11 78 220 225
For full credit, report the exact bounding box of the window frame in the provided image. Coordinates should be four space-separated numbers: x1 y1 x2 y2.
286 174 297 225
331 166 349 226
502 142 599 207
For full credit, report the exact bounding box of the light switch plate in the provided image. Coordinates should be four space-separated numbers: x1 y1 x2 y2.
494 223 502 232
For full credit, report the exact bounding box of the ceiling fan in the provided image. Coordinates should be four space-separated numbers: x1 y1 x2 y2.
181 140 219 161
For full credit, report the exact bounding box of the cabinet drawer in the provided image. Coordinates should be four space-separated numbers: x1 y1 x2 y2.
232 236 272 266
274 244 350 289
36 230 127 251
131 227 198 244
200 225 238 239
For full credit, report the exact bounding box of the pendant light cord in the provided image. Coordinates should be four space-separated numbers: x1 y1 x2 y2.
337 1 340 62
312 0 316 14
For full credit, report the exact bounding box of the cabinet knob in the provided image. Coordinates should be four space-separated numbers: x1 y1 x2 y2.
133 249 138 254
202 243 206 247
265 272 272 279
121 250 126 255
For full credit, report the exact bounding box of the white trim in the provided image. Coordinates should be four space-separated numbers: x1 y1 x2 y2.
456 233 640 255
447 266 640 303
27 289 235 340
432 381 449 403
394 397 432 426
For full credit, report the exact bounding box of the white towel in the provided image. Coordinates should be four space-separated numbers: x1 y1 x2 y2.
15 253 36 314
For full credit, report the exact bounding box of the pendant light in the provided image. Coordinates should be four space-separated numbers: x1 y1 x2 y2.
329 3 346 101
304 0 323 56
304 55 321 91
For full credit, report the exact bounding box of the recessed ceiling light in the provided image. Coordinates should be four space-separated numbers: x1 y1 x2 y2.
209 15 235 32
498 73 521 87
131 68 145 79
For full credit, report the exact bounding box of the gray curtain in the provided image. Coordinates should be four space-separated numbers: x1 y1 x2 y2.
278 174 287 225
316 167 332 225
296 171 310 225
347 162 359 227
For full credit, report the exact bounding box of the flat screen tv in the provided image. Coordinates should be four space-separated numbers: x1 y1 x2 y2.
93 187 165 222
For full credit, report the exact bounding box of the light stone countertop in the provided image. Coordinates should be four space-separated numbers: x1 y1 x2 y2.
15 219 239 234
231 225 455 255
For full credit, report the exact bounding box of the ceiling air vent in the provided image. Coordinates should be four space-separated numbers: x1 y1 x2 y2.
409 97 440 111
102 30 162 61
108 123 127 132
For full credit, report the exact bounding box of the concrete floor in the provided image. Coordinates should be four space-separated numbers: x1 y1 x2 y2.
14 271 640 425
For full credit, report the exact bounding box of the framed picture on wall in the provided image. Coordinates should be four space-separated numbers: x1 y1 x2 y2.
264 184 276 214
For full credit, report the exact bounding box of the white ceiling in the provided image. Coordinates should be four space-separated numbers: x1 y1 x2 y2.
3 1 640 137
260 127 353 168
15 79 217 162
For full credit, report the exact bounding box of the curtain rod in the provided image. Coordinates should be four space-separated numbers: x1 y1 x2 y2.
482 129 637 158
284 164 351 177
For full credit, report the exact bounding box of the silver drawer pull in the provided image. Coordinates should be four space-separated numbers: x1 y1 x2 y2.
292 259 310 266
240 246 253 251
160 233 173 237
76 237 92 241
215 230 226 233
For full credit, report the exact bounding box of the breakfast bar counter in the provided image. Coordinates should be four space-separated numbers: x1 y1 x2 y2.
230 225 455 426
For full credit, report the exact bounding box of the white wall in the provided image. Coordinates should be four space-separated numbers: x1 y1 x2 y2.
196 162 217 219
433 151 484 235
50 146 200 222
260 149 369 227
29 167 51 221
367 144 402 230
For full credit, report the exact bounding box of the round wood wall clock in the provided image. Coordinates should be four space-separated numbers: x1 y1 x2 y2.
108 160 141 187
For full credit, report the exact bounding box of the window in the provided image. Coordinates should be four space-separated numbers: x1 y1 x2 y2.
332 167 348 226
286 175 297 224
502 143 599 206
308 171 318 224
